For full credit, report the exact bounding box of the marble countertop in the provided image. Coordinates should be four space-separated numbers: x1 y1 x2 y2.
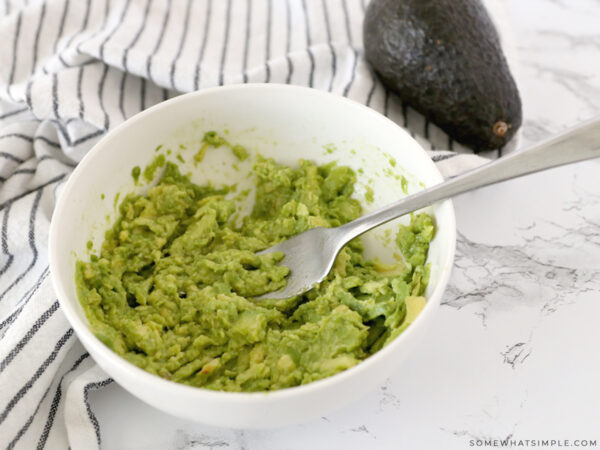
89 1 600 448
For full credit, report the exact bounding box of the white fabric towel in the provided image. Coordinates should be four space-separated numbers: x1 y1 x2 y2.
0 0 512 448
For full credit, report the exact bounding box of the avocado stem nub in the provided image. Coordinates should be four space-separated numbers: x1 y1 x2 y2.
493 121 509 137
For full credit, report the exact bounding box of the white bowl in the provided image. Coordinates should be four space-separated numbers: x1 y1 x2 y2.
49 84 455 428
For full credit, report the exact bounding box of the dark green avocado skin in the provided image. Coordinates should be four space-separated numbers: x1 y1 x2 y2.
364 0 522 151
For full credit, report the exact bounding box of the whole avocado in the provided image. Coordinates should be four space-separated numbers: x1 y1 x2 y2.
363 0 522 151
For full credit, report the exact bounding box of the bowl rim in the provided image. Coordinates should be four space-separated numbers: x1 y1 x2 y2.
49 83 456 403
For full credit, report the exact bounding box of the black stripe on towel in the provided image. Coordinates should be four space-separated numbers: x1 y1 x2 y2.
53 0 71 54
52 73 60 120
218 0 233 86
97 64 110 130
51 120 72 146
122 0 153 72
285 0 294 84
242 0 252 83
0 328 74 425
72 129 104 147
84 378 114 447
264 0 272 82
0 190 43 303
9 168 36 176
0 268 50 338
0 150 26 162
0 173 65 211
321 0 336 92
6 383 53 450
146 0 172 83
0 108 28 120
0 133 33 143
170 0 193 91
118 72 128 120
7 12 22 101
99 0 132 61
0 202 14 277
31 1 47 72
76 0 110 57
300 0 315 87
36 154 75 168
63 0 91 55
36 353 91 449
193 0 212 90
431 152 458 162
0 301 60 373
342 0 358 97
0 305 23 338
77 65 85 119
35 135 61 149
140 78 146 110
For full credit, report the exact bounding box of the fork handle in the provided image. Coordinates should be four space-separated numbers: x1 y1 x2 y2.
339 116 600 242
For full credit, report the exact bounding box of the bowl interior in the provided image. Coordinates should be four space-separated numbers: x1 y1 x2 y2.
50 84 454 402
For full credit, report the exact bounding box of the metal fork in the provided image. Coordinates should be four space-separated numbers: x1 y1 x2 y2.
255 117 600 300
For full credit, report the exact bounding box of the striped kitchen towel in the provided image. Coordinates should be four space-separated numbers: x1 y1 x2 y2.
0 0 514 448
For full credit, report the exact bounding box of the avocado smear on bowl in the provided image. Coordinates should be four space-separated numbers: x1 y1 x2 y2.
75 148 435 392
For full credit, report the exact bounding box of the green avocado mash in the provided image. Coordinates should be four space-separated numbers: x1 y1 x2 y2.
194 131 249 163
76 154 435 392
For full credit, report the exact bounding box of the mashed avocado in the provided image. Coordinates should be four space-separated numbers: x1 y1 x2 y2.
76 156 434 392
